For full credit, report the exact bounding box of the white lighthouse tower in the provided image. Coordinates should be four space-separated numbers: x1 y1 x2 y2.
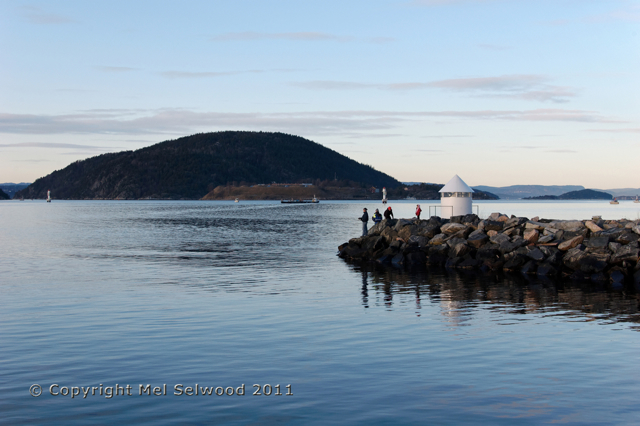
438 175 473 219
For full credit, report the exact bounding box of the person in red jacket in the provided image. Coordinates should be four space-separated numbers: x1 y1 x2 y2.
415 204 422 220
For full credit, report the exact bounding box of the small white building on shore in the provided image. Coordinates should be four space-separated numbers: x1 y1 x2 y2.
439 175 474 219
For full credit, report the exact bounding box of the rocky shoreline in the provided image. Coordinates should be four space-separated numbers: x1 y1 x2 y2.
338 213 640 285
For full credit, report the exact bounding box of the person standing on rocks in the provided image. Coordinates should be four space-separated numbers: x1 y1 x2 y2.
372 209 382 225
415 204 422 220
359 208 369 236
384 206 394 220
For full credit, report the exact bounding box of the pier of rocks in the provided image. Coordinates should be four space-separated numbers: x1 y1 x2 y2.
338 213 640 285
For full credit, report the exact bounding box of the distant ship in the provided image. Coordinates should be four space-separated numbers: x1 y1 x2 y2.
634 196 639 203
235 198 239 203
46 190 51 203
610 197 619 205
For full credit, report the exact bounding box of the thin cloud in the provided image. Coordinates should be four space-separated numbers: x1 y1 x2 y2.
0 108 621 138
586 4 640 23
545 149 577 153
96 66 137 73
160 70 262 79
0 142 108 150
21 5 77 24
294 75 578 103
422 135 472 138
589 128 640 133
210 32 355 42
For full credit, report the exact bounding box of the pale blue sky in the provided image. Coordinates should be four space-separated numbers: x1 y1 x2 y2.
1 0 638 187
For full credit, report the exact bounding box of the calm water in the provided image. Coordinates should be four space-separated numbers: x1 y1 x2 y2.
2 200 640 425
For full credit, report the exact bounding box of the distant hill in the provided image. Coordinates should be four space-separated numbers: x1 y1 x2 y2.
473 185 585 199
0 188 9 200
596 188 640 198
524 189 613 200
15 131 401 200
0 183 31 199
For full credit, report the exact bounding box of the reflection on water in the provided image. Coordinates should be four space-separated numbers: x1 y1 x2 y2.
349 261 640 329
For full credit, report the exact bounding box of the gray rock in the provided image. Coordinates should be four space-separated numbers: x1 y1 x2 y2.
586 236 610 249
449 242 471 258
525 221 547 231
418 224 441 239
408 235 428 247
617 232 639 245
611 246 640 263
490 233 510 245
563 247 587 270
550 220 586 230
499 241 523 255
609 242 622 253
525 247 545 261
394 219 413 231
429 233 448 246
521 260 538 275
447 237 467 248
503 255 527 271
484 220 504 231
537 235 554 244
440 223 468 234
476 248 501 262
467 233 489 249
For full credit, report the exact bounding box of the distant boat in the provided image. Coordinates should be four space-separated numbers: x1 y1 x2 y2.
634 196 639 204
46 190 51 203
610 197 619 205
235 198 239 203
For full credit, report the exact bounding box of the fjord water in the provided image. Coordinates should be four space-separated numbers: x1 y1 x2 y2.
2 200 640 425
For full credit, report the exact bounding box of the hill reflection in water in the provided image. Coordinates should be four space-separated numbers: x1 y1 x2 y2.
348 262 640 330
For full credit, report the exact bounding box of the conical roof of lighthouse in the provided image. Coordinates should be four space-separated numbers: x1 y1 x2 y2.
439 174 474 193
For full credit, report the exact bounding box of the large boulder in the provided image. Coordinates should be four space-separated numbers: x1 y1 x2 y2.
449 241 471 258
380 227 399 245
484 220 504 231
467 232 489 248
586 235 610 249
585 220 604 233
394 219 413 232
440 223 468 235
525 246 545 261
550 220 586 230
523 229 539 244
490 233 510 245
563 247 587 270
611 246 640 264
525 221 547 231
429 233 448 246
418 224 441 239
558 236 584 251
398 225 418 242
617 232 639 245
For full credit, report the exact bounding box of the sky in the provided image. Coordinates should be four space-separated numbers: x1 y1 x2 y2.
1 0 639 188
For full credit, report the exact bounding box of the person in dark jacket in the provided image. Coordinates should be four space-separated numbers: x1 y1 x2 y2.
383 206 394 221
372 209 382 224
359 208 369 236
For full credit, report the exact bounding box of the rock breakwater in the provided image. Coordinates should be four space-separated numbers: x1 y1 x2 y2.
338 213 640 284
